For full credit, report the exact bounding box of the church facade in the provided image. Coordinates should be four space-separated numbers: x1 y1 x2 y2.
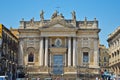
18 11 100 79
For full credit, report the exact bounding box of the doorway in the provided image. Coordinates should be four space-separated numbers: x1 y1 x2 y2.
53 55 64 75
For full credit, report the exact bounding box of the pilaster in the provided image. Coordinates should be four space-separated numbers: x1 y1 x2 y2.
93 38 99 67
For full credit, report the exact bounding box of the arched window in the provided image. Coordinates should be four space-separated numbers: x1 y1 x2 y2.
28 52 34 62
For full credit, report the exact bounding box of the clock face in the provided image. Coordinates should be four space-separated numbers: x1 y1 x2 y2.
55 38 62 47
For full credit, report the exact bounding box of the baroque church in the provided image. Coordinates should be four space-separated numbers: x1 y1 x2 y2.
18 10 100 80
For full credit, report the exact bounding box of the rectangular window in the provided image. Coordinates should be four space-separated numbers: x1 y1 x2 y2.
83 52 89 63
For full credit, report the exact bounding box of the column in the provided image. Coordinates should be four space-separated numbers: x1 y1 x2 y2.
73 37 76 67
39 37 43 66
45 37 48 66
68 37 71 66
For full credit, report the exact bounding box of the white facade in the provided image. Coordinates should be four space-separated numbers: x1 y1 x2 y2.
18 11 100 79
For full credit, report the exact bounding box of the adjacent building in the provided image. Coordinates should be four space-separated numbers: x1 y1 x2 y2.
99 45 109 72
0 24 18 80
10 27 19 39
18 11 101 79
108 26 120 76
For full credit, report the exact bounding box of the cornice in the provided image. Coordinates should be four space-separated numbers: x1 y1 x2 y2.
77 28 100 33
108 26 120 41
49 47 67 53
18 29 40 33
40 27 78 32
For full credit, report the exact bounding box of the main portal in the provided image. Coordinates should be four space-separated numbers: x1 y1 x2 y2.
53 55 64 75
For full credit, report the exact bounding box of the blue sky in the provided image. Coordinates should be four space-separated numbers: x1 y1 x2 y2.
0 0 120 47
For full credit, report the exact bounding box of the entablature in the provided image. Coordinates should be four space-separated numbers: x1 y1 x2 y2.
49 47 67 53
40 31 76 37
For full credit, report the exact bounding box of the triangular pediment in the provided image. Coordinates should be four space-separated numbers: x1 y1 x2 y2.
52 24 65 28
42 16 74 28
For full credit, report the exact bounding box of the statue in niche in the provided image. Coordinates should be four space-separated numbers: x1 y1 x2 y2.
71 11 76 20
51 10 58 19
40 10 44 21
